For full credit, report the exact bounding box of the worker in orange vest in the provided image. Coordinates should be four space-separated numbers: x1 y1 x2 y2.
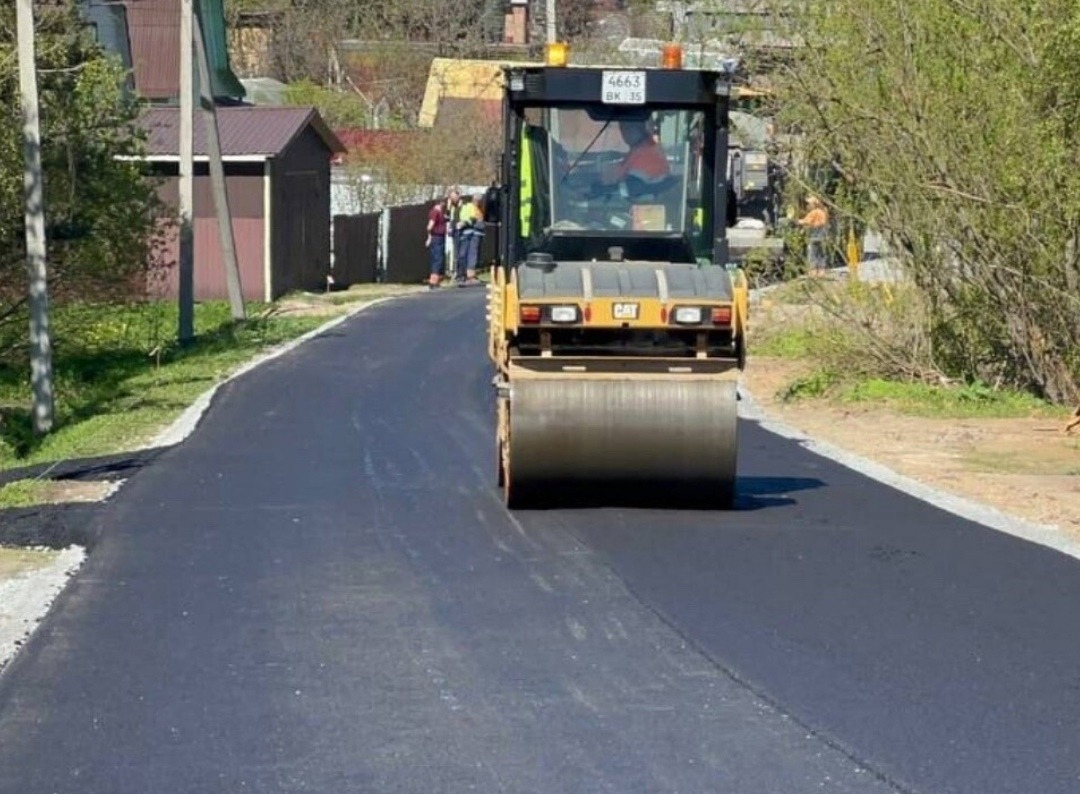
797 195 829 275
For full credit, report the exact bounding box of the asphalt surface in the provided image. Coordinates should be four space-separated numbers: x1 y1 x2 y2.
1 290 1079 794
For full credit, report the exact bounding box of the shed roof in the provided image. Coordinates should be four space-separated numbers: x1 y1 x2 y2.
138 106 346 160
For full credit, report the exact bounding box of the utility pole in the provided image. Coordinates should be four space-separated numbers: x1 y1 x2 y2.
179 0 195 343
545 0 557 44
16 0 54 434
194 6 245 320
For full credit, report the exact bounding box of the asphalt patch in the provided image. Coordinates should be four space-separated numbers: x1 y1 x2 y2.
0 448 163 488
0 503 102 550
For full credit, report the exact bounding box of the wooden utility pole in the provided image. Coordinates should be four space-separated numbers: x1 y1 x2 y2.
194 7 245 320
16 0 54 433
179 0 195 343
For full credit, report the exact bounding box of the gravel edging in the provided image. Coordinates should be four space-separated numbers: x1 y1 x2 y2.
743 277 1080 562
737 386 1080 562
0 547 86 673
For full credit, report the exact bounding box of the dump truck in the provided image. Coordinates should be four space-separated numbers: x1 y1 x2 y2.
487 43 749 509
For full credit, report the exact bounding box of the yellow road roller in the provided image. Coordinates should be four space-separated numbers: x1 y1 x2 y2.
488 45 749 508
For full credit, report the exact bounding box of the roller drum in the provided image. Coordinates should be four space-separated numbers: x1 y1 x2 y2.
508 378 738 507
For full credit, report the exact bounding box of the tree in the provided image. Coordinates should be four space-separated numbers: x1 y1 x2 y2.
763 0 1080 405
225 0 500 85
0 2 165 356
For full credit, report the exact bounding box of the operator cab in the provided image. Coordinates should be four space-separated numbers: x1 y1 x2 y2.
503 59 733 268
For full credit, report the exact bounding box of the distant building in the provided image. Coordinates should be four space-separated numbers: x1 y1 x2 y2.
78 0 246 103
655 0 799 67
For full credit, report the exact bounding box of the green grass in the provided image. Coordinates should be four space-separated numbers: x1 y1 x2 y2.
776 370 1065 420
0 479 53 508
837 378 1061 418
0 290 410 472
753 283 1069 419
752 326 822 358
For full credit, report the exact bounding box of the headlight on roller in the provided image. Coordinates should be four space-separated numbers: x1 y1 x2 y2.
549 305 580 323
672 306 704 325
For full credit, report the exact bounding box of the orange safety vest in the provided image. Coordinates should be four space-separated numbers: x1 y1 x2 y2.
616 140 670 184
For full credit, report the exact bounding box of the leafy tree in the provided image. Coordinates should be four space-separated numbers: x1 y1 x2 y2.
0 2 165 357
763 0 1080 404
281 79 370 128
226 0 502 84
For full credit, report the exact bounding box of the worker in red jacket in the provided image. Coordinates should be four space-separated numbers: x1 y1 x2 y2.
601 119 670 196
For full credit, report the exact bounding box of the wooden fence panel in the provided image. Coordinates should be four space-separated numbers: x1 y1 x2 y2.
331 213 380 285
385 203 430 284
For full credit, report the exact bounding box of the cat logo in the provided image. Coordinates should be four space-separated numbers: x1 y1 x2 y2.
612 302 639 320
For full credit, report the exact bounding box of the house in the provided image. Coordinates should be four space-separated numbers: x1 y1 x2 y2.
418 57 531 129
135 106 346 301
80 0 246 103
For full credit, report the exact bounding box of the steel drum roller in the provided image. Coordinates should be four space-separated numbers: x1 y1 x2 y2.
508 378 738 505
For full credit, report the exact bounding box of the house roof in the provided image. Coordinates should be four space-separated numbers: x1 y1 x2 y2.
138 106 347 160
419 57 534 128
437 98 502 126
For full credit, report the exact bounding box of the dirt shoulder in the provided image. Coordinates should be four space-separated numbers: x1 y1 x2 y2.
742 355 1080 536
0 547 84 671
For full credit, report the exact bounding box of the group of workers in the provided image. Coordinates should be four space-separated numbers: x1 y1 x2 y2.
425 185 500 290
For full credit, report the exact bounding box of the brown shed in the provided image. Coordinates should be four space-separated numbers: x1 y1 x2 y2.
136 106 346 302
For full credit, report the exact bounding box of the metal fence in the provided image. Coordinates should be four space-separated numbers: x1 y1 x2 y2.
332 202 501 285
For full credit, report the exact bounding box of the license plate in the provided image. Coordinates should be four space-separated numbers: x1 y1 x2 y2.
613 302 640 320
602 71 646 105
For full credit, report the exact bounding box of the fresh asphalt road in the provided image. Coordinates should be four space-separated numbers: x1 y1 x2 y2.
1 290 1079 794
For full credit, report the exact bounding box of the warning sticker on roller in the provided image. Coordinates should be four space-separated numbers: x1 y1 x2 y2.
612 302 639 320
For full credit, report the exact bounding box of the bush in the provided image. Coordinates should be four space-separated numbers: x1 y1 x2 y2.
767 0 1080 405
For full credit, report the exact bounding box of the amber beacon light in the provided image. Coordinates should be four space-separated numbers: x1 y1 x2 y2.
661 42 683 69
545 42 569 67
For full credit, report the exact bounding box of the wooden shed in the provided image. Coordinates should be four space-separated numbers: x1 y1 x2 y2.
136 106 346 302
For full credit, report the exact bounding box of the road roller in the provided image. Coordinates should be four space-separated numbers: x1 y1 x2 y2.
488 44 749 509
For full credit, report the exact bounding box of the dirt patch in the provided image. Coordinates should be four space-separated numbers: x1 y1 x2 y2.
0 547 58 580
743 356 1080 535
274 286 427 318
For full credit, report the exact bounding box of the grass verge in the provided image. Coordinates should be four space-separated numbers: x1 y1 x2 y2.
0 480 60 509
751 277 1068 421
0 285 416 477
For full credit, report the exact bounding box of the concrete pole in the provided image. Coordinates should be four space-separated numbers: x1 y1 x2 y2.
545 0 557 44
194 7 245 320
179 0 195 343
379 207 390 283
16 0 54 434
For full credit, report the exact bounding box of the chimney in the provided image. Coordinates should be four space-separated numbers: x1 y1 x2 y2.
504 0 529 45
